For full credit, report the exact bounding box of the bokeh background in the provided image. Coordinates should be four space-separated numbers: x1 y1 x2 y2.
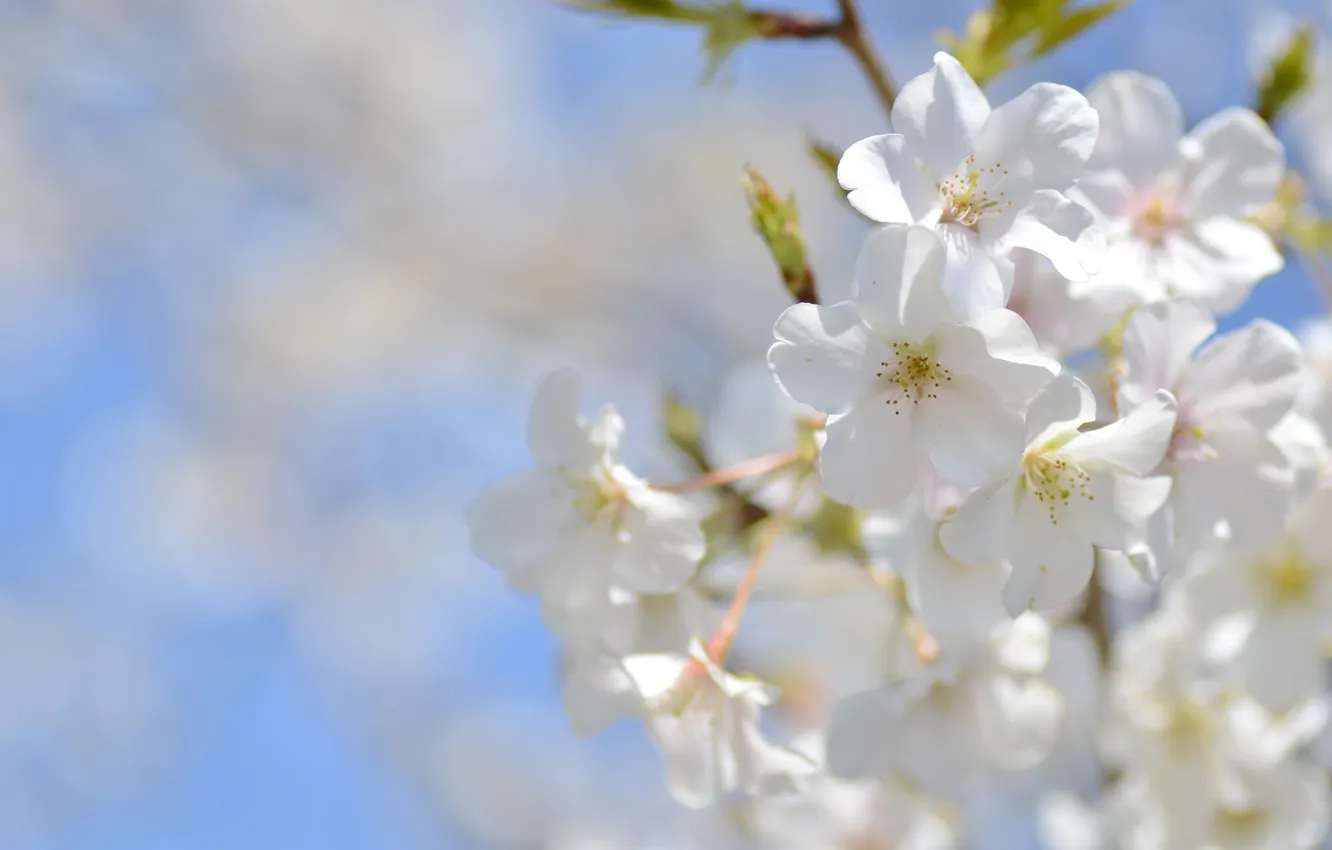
2 0 1331 847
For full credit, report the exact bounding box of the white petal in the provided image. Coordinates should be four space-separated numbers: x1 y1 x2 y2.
940 310 1060 403
938 223 1006 322
992 190 1101 282
769 302 875 414
613 491 704 594
909 539 1010 648
1118 300 1215 410
838 134 938 223
973 82 1099 198
1023 375 1098 449
563 653 640 736
940 475 1020 565
528 368 611 470
993 612 1053 674
975 674 1063 769
1182 318 1303 429
1071 170 1135 219
916 374 1024 486
1085 71 1184 184
819 398 919 509
891 52 990 179
1177 108 1285 219
1006 490 1096 613
1064 390 1177 475
854 224 951 338
1181 218 1284 309
622 651 692 705
465 469 580 589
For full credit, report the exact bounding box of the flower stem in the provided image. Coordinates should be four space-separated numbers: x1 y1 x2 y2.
1082 550 1113 665
652 449 800 493
706 474 807 664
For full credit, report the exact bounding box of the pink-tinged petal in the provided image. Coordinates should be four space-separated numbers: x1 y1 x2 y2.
1023 375 1098 448
1065 390 1177 475
768 302 875 414
819 398 918 509
940 475 1020 565
938 223 1006 322
991 190 1102 282
916 374 1024 486
838 134 937 223
854 224 950 338
1182 319 1302 429
1085 72 1184 185
528 368 609 470
891 52 991 179
1177 108 1285 219
1006 490 1095 613
972 82 1099 202
1119 300 1215 410
1070 170 1136 219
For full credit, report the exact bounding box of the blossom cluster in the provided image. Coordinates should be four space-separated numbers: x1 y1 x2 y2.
468 53 1332 849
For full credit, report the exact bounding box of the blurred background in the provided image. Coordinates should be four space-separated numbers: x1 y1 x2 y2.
1 0 1331 847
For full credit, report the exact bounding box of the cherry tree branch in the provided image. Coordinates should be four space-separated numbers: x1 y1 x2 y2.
651 449 800 493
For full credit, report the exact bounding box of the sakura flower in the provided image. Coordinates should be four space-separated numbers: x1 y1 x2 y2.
466 369 705 628
940 375 1176 614
826 614 1063 801
1295 317 1332 438
1118 301 1303 569
1076 72 1285 313
1006 248 1137 358
1198 760 1330 850
862 472 1010 649
1181 485 1332 710
838 52 1101 318
621 639 816 809
768 224 1059 510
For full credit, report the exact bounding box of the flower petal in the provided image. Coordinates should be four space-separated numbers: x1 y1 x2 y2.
937 309 1060 405
613 490 704 594
938 223 1006 322
1177 108 1285 219
939 475 1020 565
1181 318 1302 429
1023 375 1098 449
769 302 875 414
916 374 1024 486
819 398 919 509
991 190 1102 282
1085 71 1184 185
1119 300 1215 410
465 469 581 589
1064 390 1177 475
528 368 611 470
1006 490 1095 613
891 52 991 179
973 82 1099 200
854 224 950 338
838 134 938 223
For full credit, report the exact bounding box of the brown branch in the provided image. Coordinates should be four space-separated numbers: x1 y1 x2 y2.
651 449 800 493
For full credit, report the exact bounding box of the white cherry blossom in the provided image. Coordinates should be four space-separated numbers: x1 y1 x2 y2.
1118 301 1303 570
621 639 816 809
1076 72 1285 313
941 375 1176 614
1182 485 1332 709
826 614 1062 801
768 224 1059 509
1006 249 1137 358
466 369 705 627
837 52 1101 319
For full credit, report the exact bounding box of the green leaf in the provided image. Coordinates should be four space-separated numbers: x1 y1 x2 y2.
805 137 848 200
741 165 818 303
1256 24 1316 125
661 389 709 474
1032 1 1125 56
